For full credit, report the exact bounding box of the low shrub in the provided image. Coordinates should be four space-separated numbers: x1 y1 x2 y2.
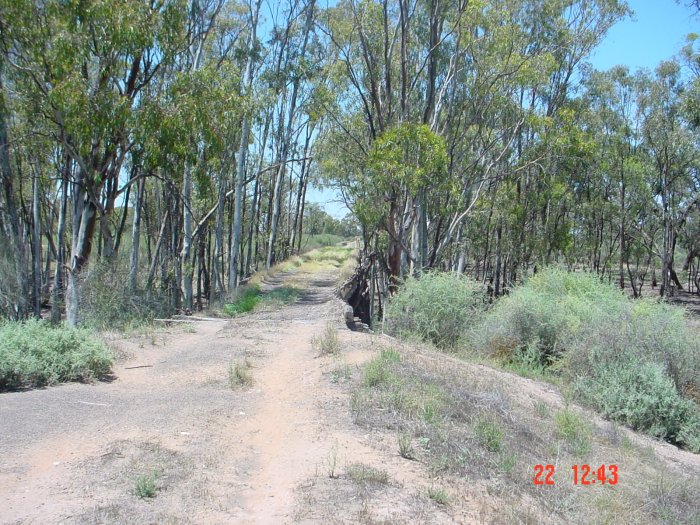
475 268 700 451
474 268 624 365
385 272 485 349
0 319 113 390
574 350 700 451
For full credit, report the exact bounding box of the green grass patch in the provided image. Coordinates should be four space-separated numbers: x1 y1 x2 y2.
133 471 159 499
555 407 592 456
346 463 390 485
474 417 505 452
428 486 449 505
223 284 262 316
363 349 401 387
0 319 113 390
223 284 301 317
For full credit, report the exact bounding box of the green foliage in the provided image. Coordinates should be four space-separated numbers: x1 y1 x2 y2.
427 486 449 505
476 268 700 451
577 358 699 451
397 431 415 459
555 408 592 456
300 233 344 251
363 348 400 387
368 123 449 197
302 205 358 239
477 268 627 364
133 471 159 499
474 417 505 452
385 272 485 349
223 285 262 316
0 319 113 390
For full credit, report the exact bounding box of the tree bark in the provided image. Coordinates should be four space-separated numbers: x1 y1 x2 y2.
128 176 145 292
230 0 261 289
51 162 68 324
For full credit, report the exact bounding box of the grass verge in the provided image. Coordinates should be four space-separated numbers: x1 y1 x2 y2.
349 345 700 524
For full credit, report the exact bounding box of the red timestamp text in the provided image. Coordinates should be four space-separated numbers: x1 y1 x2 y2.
533 464 619 486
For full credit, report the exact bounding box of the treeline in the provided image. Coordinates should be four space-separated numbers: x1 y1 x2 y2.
0 0 329 324
316 0 700 306
1 0 699 326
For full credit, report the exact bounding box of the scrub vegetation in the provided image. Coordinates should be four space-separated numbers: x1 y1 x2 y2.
384 269 700 452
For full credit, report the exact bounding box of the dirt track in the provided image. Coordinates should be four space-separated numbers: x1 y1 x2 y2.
3 264 700 524
0 268 381 524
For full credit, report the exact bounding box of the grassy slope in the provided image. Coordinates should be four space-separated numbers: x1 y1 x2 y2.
331 340 699 524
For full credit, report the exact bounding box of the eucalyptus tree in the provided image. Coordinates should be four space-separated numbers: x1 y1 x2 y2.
0 0 192 324
317 0 628 297
637 61 699 296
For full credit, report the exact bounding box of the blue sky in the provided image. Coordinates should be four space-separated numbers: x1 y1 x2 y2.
307 1 700 219
589 1 699 71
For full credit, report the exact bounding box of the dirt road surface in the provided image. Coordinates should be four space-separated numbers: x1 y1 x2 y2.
0 266 452 524
3 262 699 524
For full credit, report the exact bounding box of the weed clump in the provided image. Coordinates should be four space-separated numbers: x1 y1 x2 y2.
228 359 253 388
0 319 113 390
363 349 400 387
474 417 505 452
312 323 340 356
385 272 484 349
346 463 390 485
133 471 159 499
555 408 592 456
428 486 449 505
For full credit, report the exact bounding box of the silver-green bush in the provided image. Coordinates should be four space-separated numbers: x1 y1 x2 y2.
475 268 700 451
474 268 625 364
0 319 113 390
385 272 485 349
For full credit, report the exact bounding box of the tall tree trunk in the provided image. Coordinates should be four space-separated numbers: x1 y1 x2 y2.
494 219 503 297
213 170 226 297
266 0 315 269
66 169 97 327
128 176 145 292
181 163 193 309
230 0 261 289
0 70 29 320
291 127 312 254
51 162 69 324
31 169 42 317
246 112 271 275
618 167 626 290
